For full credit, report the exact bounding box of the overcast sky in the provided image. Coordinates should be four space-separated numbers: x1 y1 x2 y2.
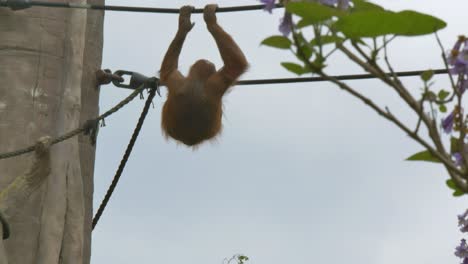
91 1 467 264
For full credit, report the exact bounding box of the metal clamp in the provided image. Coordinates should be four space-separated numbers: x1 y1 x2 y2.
112 70 160 94
0 0 32 10
96 69 124 85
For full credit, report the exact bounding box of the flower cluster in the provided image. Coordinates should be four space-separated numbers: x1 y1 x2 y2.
442 106 466 167
455 239 468 264
447 36 468 94
441 38 467 133
442 106 464 135
456 210 468 264
259 0 350 36
458 209 468 233
441 37 468 167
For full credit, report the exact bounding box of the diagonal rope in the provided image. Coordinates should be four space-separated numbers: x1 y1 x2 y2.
92 86 158 230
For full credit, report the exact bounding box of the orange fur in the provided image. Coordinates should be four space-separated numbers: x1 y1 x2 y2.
159 5 248 147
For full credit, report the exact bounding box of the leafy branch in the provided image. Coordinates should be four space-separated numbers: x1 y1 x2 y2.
260 0 468 196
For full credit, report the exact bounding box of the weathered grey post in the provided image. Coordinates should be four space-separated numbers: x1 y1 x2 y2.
0 0 104 263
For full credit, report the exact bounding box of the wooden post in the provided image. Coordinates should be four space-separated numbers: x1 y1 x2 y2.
0 0 103 263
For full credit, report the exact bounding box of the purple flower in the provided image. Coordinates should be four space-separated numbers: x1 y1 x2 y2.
448 37 464 64
459 79 468 95
459 210 468 232
442 111 455 134
279 12 293 36
456 239 468 258
260 0 275 13
453 37 464 53
454 152 464 167
448 39 468 75
449 57 468 75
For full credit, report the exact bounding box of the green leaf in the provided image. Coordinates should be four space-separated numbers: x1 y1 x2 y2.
335 10 447 38
439 104 447 113
406 150 441 163
438 89 450 100
352 0 385 12
397 11 447 35
446 179 465 197
297 19 315 28
261 36 292 49
446 179 457 189
281 62 309 75
286 2 342 23
310 35 345 46
420 70 434 82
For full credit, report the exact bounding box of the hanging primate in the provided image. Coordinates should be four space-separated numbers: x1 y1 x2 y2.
159 4 248 146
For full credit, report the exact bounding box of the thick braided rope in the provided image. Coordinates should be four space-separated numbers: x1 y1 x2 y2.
0 83 147 160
